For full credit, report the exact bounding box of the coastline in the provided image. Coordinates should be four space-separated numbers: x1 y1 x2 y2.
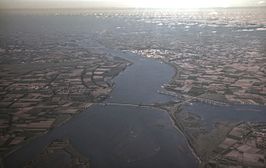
156 105 202 164
4 50 197 168
7 49 264 167
1 8 265 168
135 54 203 165
154 56 266 166
2 56 131 160
131 53 209 165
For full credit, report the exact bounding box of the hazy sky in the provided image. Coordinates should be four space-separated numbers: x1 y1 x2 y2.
1 0 266 9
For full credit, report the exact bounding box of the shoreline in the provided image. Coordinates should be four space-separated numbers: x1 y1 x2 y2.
154 59 266 166
6 49 262 167
2 55 131 160
156 105 202 164
123 50 202 163
144 56 203 164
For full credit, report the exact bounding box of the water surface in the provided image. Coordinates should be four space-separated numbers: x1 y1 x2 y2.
184 102 266 130
5 50 197 168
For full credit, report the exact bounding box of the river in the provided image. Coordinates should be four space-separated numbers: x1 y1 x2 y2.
5 49 198 168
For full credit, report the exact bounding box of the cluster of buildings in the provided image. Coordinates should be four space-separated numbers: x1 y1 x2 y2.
207 122 266 168
0 42 128 155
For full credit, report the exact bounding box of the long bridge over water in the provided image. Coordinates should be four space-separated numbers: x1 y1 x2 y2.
96 102 154 108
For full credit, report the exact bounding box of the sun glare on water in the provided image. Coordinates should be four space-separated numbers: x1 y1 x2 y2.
132 0 231 8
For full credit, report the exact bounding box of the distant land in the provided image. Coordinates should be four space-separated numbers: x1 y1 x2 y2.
1 6 266 168
0 0 266 9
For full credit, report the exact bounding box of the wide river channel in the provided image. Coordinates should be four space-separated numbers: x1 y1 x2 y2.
5 49 198 168
3 13 266 168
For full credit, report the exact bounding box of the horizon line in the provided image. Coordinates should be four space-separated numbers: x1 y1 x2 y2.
1 5 266 10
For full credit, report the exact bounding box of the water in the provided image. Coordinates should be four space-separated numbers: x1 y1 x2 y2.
4 50 197 168
105 51 175 104
2 8 266 168
184 103 266 130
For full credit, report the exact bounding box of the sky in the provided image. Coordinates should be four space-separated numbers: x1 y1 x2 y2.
1 0 266 9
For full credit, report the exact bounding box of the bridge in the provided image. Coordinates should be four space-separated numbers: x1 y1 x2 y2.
96 102 154 108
